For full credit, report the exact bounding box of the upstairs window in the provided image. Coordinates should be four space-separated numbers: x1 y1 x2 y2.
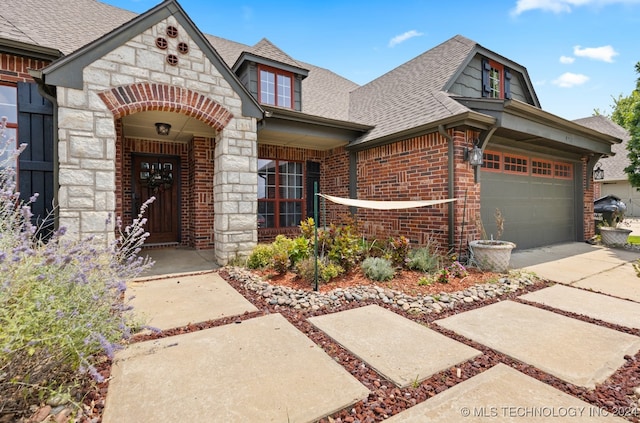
259 66 292 108
482 59 511 100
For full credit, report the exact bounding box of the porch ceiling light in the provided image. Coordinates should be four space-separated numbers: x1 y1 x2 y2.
593 163 604 180
155 122 172 136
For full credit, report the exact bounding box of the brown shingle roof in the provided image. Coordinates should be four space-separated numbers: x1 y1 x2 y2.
0 0 136 55
574 115 630 181
349 35 477 144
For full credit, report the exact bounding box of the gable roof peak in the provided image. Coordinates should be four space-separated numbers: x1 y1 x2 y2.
246 37 307 71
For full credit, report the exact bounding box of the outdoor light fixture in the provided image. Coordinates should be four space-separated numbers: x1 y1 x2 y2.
155 122 172 136
593 163 604 180
464 143 484 166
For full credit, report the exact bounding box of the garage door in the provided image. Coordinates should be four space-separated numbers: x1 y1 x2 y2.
480 151 576 250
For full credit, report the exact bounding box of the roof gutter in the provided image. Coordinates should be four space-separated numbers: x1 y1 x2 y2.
263 106 373 132
347 111 496 152
0 38 62 61
438 125 456 250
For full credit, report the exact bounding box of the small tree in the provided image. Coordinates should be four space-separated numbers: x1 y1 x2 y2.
622 62 640 189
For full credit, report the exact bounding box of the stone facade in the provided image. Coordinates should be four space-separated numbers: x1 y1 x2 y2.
54 16 257 263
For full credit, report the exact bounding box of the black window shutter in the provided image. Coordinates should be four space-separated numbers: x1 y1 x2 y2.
17 82 55 240
481 59 491 97
306 161 320 219
504 68 512 99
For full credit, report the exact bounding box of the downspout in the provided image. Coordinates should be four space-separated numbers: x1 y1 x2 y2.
438 125 455 250
29 70 59 230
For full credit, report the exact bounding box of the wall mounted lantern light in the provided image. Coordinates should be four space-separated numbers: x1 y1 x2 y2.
464 143 484 166
155 122 172 136
593 163 604 181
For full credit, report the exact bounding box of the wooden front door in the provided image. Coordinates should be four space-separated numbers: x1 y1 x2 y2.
132 155 180 244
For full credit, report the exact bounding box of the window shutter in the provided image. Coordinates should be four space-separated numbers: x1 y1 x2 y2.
481 59 491 97
306 161 320 219
17 82 55 240
504 68 512 99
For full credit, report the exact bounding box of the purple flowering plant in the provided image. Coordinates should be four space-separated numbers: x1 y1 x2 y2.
0 116 154 414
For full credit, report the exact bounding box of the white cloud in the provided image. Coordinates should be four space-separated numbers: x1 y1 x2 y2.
552 72 590 87
573 45 618 62
511 0 640 15
559 55 575 64
388 30 424 47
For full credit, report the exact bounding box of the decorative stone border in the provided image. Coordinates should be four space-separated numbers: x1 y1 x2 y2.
223 267 540 315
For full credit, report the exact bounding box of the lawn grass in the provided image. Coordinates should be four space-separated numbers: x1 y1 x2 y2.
627 235 640 245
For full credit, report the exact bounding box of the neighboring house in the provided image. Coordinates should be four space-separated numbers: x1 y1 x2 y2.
575 116 640 217
0 0 621 264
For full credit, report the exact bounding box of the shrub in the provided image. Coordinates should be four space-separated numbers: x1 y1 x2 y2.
288 236 310 266
0 117 153 413
271 235 293 273
247 244 274 269
361 257 395 281
386 236 410 266
296 256 344 284
407 247 440 272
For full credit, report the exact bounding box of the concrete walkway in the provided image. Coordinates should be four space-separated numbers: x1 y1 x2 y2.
103 243 640 422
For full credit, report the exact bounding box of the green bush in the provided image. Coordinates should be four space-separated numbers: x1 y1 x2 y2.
247 244 274 269
386 236 410 266
361 257 395 281
407 247 440 272
295 256 344 284
0 118 153 413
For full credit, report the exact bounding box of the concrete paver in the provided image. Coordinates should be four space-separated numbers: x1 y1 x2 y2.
127 272 257 331
103 313 369 423
308 304 481 388
573 263 640 303
141 247 217 277
510 242 638 284
435 301 640 388
384 363 628 422
520 284 640 330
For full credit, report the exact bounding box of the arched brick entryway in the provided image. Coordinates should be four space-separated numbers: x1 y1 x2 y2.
98 83 234 130
99 83 234 249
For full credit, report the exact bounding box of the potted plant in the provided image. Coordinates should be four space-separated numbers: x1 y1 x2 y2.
469 209 516 273
598 219 632 247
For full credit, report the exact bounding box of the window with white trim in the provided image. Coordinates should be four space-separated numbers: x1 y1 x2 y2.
259 66 293 108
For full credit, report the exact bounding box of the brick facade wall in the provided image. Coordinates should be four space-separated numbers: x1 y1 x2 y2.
583 157 596 239
0 54 49 84
352 129 480 254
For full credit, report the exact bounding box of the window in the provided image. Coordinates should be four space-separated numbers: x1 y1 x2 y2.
532 159 553 177
258 159 303 228
259 66 292 108
503 154 528 174
0 85 18 168
482 59 511 100
554 162 573 179
482 151 501 171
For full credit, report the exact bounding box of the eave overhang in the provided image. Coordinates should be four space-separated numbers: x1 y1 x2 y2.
232 52 309 79
455 97 621 156
0 38 62 61
259 105 372 151
346 111 496 152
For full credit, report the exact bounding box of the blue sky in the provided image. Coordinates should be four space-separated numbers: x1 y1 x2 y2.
102 0 640 121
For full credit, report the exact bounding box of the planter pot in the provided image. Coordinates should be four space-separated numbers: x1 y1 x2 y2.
599 227 632 247
469 240 516 273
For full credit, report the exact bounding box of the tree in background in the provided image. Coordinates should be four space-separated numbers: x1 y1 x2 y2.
622 62 640 189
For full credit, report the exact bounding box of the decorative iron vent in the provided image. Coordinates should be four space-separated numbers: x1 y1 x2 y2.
166 54 179 66
166 25 178 38
155 37 168 49
177 42 189 54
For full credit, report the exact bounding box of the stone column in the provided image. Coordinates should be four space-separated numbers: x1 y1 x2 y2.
213 117 258 264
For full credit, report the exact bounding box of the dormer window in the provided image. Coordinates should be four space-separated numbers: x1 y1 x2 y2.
259 66 293 108
482 58 511 100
